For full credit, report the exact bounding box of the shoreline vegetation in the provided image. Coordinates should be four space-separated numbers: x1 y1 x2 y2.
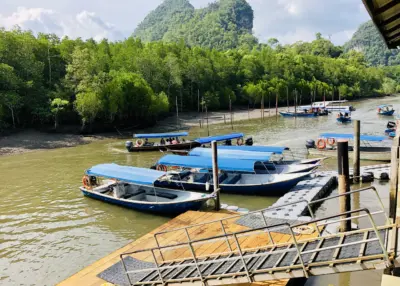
1 94 395 157
1 28 399 136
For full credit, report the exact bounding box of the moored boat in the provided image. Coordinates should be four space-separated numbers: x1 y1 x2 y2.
80 164 213 214
126 132 248 152
154 155 313 196
280 111 318 118
187 148 320 173
306 133 391 162
377 104 395 116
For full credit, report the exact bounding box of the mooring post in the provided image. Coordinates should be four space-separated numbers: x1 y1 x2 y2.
224 114 226 124
338 140 351 232
211 141 221 211
199 119 202 128
390 135 400 220
353 120 360 183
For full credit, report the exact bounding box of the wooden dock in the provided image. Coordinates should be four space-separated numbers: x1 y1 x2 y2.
58 210 320 286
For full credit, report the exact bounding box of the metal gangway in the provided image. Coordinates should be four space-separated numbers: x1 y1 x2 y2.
120 187 399 286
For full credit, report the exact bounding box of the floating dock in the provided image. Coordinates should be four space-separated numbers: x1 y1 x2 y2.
58 210 319 286
59 172 339 286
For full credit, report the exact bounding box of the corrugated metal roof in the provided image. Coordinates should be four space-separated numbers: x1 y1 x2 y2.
362 0 400 49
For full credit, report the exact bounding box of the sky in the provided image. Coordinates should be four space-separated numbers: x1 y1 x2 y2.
0 0 371 45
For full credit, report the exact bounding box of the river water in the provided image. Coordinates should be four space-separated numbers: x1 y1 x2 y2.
0 96 397 285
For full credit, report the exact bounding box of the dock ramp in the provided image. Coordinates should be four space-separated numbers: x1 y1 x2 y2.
119 187 399 286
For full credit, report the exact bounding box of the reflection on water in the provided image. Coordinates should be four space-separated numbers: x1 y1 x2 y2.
0 96 397 285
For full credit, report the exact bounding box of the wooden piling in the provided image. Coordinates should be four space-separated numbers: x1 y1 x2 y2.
199 119 202 128
390 135 400 219
211 141 220 211
338 140 351 232
229 96 233 130
224 114 226 124
353 120 361 183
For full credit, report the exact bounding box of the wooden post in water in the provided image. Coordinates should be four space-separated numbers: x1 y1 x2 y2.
389 135 400 219
353 120 361 183
275 92 278 117
176 95 179 128
286 86 289 111
197 89 200 113
338 140 351 232
206 105 209 136
212 141 221 211
229 96 233 130
224 114 226 124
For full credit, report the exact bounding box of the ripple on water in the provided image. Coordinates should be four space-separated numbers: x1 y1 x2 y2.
1 96 397 285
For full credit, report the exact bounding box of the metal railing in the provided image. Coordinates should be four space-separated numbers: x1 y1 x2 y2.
120 208 392 285
152 186 388 257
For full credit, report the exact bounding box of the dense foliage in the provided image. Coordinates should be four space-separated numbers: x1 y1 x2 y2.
344 21 400 66
134 0 258 50
1 26 398 133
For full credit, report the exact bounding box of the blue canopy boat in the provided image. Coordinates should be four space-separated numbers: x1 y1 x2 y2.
154 155 312 196
307 133 391 161
126 132 248 152
377 105 395 116
336 112 351 123
188 148 320 173
80 164 213 214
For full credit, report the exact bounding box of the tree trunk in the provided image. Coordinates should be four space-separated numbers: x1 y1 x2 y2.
7 105 15 128
54 113 59 131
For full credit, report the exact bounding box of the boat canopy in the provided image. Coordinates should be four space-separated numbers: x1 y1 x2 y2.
378 105 393 108
134 132 189 139
189 148 273 161
86 163 165 185
217 145 289 154
320 133 386 142
157 155 259 173
194 133 244 145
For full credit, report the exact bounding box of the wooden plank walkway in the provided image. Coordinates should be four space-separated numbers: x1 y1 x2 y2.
58 210 320 286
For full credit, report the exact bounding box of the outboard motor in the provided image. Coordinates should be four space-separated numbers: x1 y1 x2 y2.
387 121 396 129
149 165 157 170
305 139 315 149
245 137 253 146
125 141 133 151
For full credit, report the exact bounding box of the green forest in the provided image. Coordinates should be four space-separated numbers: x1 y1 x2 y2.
0 0 399 133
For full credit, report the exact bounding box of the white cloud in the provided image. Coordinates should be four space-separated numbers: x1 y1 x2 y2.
0 7 126 41
248 0 370 45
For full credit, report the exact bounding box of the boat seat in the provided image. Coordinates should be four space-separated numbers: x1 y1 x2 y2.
193 173 209 183
121 189 146 199
209 173 228 184
222 174 241 184
146 190 178 199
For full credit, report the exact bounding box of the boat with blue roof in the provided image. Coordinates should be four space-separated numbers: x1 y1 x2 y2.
336 111 351 123
377 104 395 116
125 132 251 152
187 148 321 173
153 155 313 196
306 133 391 161
80 164 213 214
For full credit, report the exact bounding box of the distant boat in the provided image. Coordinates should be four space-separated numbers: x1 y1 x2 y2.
336 112 351 123
280 111 318 118
311 100 356 112
306 133 391 162
125 132 248 152
154 155 313 196
377 104 395 116
80 164 213 214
